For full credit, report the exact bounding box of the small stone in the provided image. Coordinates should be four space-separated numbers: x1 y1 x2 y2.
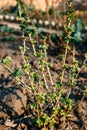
0 15 3 20
4 119 17 127
21 123 25 129
4 15 10 20
10 15 15 21
44 20 49 26
51 21 56 27
39 19 43 25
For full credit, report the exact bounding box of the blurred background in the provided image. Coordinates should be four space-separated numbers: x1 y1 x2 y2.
0 0 87 22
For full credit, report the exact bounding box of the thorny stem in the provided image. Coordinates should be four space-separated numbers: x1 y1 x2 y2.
60 41 69 84
41 54 49 90
29 34 37 56
71 44 76 84
18 1 22 19
22 32 26 64
54 89 63 108
44 39 54 86
72 44 75 62
43 73 48 89
47 65 54 85
40 49 49 89
61 0 73 84
75 58 87 79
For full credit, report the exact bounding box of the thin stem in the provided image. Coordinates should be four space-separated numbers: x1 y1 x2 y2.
22 32 26 64
75 58 87 79
44 38 54 86
71 44 76 84
43 73 48 89
61 42 69 84
29 34 37 56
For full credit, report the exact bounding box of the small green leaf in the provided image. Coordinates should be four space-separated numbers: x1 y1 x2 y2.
12 68 23 79
2 56 12 65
